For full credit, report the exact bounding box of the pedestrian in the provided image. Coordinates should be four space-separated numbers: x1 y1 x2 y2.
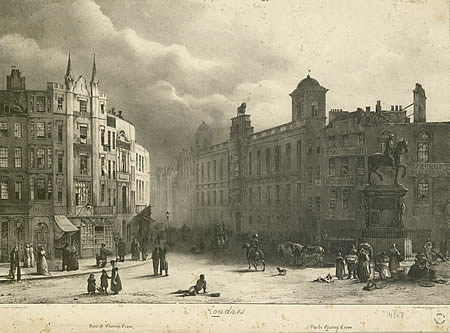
61 242 71 271
151 247 160 276
110 261 122 295
187 274 207 295
131 238 140 260
69 245 79 271
423 238 433 265
199 238 205 254
160 246 169 276
100 269 110 294
335 252 345 280
374 251 391 280
9 246 21 282
117 238 126 262
29 244 35 268
36 245 49 275
357 249 371 283
141 242 148 261
388 243 402 273
87 273 96 295
97 243 109 267
24 244 31 268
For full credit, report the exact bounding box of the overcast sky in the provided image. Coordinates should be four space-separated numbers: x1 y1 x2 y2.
0 0 449 168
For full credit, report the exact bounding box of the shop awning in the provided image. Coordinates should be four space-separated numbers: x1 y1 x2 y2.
54 215 79 239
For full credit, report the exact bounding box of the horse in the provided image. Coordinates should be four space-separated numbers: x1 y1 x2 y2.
242 242 265 271
367 139 408 184
278 242 295 266
299 246 325 267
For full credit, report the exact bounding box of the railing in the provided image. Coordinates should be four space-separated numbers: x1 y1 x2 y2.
93 206 114 215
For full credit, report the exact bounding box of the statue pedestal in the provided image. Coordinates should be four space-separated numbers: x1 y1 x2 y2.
362 184 412 258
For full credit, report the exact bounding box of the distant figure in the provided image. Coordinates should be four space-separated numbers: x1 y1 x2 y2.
188 274 207 295
374 251 391 280
97 243 110 267
69 245 79 271
423 238 433 265
357 249 371 283
29 245 35 268
151 247 160 275
9 246 21 281
87 274 96 295
141 243 148 261
199 238 205 254
388 243 402 273
159 247 169 276
335 252 345 280
100 269 110 294
131 238 140 260
60 242 71 271
24 244 31 268
36 245 49 275
117 238 126 262
110 262 122 295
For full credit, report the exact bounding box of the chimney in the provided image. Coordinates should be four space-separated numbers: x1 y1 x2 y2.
118 110 123 118
413 83 426 123
395 105 399 111
111 107 116 115
7 68 26 90
376 100 381 113
365 106 371 112
399 105 403 110
391 105 395 111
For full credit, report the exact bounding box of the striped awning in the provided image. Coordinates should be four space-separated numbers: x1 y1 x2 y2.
54 215 79 239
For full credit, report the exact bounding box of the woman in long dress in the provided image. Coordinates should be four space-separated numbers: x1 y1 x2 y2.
110 261 122 294
335 252 345 280
69 246 79 271
389 244 402 273
37 245 49 275
24 244 31 268
423 239 433 265
29 245 35 268
357 250 371 282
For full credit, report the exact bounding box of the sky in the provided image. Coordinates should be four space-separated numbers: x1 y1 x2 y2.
0 0 449 168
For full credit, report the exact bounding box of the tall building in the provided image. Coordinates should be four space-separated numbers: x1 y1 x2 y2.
170 74 450 248
0 58 150 262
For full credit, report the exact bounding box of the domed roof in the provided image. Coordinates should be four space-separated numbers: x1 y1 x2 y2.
196 121 211 132
297 74 320 89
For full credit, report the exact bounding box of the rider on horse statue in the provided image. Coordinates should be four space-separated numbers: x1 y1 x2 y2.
384 134 395 166
250 233 263 255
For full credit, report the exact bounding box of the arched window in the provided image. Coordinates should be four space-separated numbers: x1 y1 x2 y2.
417 131 430 163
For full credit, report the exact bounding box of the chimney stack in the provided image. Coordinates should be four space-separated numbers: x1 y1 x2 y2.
118 110 123 118
399 105 403 110
395 105 399 111
391 105 395 111
376 100 381 113
413 83 426 123
365 106 371 112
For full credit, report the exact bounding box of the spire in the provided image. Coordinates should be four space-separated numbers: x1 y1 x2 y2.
65 53 73 79
91 54 98 85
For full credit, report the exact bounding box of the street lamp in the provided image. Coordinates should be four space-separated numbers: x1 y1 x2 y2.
165 211 170 246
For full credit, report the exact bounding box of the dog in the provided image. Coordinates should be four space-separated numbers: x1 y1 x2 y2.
276 267 287 275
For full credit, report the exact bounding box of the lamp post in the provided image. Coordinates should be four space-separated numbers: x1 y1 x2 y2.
165 211 170 246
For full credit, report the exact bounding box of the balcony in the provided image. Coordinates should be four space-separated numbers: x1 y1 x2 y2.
325 146 367 157
93 206 114 215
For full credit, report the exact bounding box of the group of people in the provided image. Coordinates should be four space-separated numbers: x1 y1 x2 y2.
151 246 169 276
87 260 122 295
9 244 49 281
59 243 79 271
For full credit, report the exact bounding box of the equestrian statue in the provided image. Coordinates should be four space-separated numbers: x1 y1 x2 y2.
367 134 408 184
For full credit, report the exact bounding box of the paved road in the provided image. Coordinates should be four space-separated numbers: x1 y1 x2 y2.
0 251 449 304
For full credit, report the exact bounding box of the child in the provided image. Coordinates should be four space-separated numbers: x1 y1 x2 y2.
187 274 207 296
87 273 96 295
100 269 110 294
335 252 345 280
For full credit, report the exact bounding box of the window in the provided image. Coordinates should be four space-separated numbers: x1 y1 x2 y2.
196 192 199 205
286 184 291 204
57 96 64 110
201 192 204 206
266 186 271 204
358 133 365 146
112 132 116 149
343 135 349 146
417 142 429 163
308 167 313 184
248 152 252 176
30 148 34 168
36 122 45 138
296 140 302 170
316 138 321 153
274 146 281 172
343 189 350 209
256 150 261 175
101 183 105 203
36 96 46 112
201 163 204 182
213 190 217 205
30 178 34 200
311 101 318 117
108 160 112 179
285 143 291 169
14 123 22 138
80 154 88 175
37 149 45 168
14 148 22 168
15 180 22 200
79 100 87 113
47 148 52 169
296 183 301 204
249 187 253 204
0 122 8 138
307 140 313 154
57 152 63 173
257 186 262 204
417 179 429 199
101 104 105 114
100 128 105 146
113 161 116 179
329 190 336 210
315 196 321 209
356 156 365 175
80 125 88 144
107 131 111 148
328 136 336 148
0 181 8 199
57 122 63 143
315 166 321 181
37 179 46 200
249 215 253 226
101 157 106 176
75 182 90 206
220 190 224 205
329 158 336 176
29 96 34 112
265 148 271 174
47 122 52 138
275 185 280 204
213 160 216 181
307 197 313 208
0 148 8 168
58 189 63 202
341 157 349 176
108 189 112 206
207 191 210 206
207 161 210 181
47 179 52 200
220 159 224 179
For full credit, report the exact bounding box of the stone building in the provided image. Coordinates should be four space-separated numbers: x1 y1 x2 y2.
151 166 177 226
0 58 150 262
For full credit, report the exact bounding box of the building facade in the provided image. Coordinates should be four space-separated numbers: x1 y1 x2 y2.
0 59 150 262
170 75 450 248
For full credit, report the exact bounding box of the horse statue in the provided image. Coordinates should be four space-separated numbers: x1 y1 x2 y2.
368 138 408 184
237 102 247 116
242 242 265 271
